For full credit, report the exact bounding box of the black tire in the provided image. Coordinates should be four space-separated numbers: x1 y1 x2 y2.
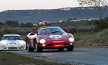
67 45 74 51
35 43 43 52
36 46 43 52
28 46 34 52
58 48 64 51
25 43 28 50
26 37 29 50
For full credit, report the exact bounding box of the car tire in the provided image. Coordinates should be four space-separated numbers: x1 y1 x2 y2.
67 45 74 51
36 47 43 52
25 37 28 50
28 46 34 52
58 48 64 51
35 44 43 52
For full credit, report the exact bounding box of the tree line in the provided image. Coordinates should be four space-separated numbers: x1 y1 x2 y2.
0 20 34 28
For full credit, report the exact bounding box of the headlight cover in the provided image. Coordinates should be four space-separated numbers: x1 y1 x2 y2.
20 41 25 45
1 41 6 45
69 37 74 42
40 39 46 44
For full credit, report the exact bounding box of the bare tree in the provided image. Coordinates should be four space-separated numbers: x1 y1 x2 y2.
77 0 108 19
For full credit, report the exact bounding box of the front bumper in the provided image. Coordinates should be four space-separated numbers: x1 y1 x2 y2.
38 43 74 49
0 46 26 50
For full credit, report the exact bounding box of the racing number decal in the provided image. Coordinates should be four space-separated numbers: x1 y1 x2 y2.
49 35 62 39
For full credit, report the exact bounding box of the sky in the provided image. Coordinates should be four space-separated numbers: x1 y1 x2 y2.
0 0 79 12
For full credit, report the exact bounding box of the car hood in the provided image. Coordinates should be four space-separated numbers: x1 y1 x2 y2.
0 40 24 44
37 33 73 43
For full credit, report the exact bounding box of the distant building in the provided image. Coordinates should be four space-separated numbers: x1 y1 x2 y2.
33 23 37 26
71 18 98 22
59 18 98 23
88 18 98 21
59 20 66 23
39 21 50 25
32 22 37 26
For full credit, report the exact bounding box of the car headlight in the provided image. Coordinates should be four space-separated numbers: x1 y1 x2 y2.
20 41 25 45
40 39 46 44
1 41 6 45
69 37 74 42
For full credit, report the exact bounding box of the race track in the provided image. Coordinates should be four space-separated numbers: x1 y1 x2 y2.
8 48 108 65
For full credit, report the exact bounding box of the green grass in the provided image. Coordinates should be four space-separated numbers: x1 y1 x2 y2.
74 29 108 48
0 52 71 65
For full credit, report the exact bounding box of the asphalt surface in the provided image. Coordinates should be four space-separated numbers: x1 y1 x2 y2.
8 48 108 65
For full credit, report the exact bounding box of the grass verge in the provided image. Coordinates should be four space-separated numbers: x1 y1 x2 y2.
0 52 71 65
74 29 108 48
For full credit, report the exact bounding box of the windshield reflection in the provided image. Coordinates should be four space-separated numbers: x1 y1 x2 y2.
38 28 66 35
2 36 22 40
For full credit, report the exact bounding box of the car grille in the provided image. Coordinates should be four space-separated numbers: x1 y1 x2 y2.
53 41 64 43
46 43 69 46
8 47 17 49
47 44 53 46
64 43 69 45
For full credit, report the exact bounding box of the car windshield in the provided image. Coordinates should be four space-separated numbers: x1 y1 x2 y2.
2 36 22 40
38 28 66 35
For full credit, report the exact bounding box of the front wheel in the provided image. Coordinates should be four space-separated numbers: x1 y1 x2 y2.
35 44 43 52
28 46 34 52
67 45 74 51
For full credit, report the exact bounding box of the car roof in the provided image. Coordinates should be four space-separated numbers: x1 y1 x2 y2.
39 26 60 30
3 34 21 37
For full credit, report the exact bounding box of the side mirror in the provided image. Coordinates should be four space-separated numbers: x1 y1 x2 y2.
66 29 69 33
36 31 38 34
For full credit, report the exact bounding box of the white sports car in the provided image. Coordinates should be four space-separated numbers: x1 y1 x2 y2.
0 34 26 50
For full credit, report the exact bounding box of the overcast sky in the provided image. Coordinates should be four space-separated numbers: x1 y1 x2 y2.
0 0 79 12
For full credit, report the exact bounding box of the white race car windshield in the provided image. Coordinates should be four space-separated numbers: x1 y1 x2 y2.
2 36 22 40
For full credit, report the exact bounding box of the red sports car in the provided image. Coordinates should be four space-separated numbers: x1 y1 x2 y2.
26 26 75 52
